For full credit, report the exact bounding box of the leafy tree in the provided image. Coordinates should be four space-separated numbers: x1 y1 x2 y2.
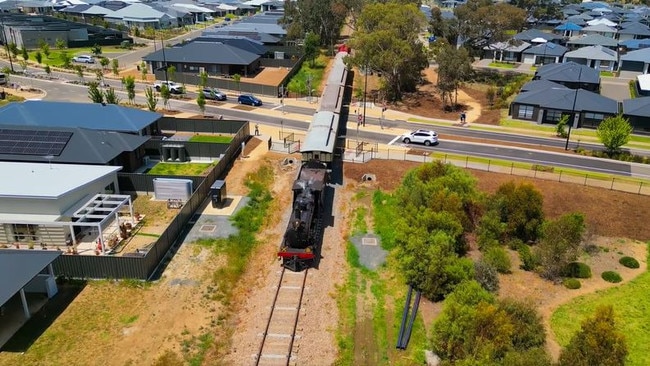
18 60 27 74
8 42 18 58
536 213 585 280
489 182 544 243
198 70 208 88
94 69 104 85
160 84 171 110
435 42 473 108
454 0 526 51
55 38 66 50
483 246 512 274
474 260 499 293
41 42 50 58
104 87 119 104
197 91 206 115
123 75 136 104
144 86 158 111
281 0 345 48
60 51 72 68
476 210 506 249
99 57 109 71
87 81 104 103
140 61 149 80
555 114 569 138
44 65 51 77
558 306 627 366
167 65 176 81
91 44 102 56
20 46 28 61
111 58 119 76
349 1 428 101
34 51 42 64
597 115 633 154
75 65 84 83
303 31 320 67
498 299 546 350
233 73 241 94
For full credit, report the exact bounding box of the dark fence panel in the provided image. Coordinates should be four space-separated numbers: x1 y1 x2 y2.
118 173 205 194
144 140 231 160
68 38 133 48
158 117 248 135
51 125 248 280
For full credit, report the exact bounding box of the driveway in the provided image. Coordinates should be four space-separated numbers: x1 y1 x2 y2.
600 77 631 101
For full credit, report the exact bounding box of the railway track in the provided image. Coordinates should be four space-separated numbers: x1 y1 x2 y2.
254 268 308 366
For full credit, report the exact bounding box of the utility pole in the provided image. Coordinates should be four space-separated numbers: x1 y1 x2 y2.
362 61 368 127
160 32 168 84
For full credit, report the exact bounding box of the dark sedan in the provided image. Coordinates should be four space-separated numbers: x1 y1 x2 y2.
237 94 263 106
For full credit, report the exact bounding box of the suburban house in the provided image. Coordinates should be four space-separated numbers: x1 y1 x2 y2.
520 79 568 93
521 42 568 65
563 45 618 72
104 3 176 29
0 101 163 136
533 62 601 92
622 97 650 132
0 161 132 252
512 29 562 43
566 34 619 50
193 34 268 56
483 41 530 62
619 38 650 52
554 22 583 38
580 23 617 38
510 86 618 128
617 21 650 41
142 40 262 76
0 250 61 349
0 125 150 172
620 47 650 74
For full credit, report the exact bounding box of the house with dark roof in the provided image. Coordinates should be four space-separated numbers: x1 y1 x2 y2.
554 22 583 38
563 45 618 72
193 35 268 56
580 23 617 38
0 125 150 172
533 62 601 92
521 42 568 65
0 101 163 136
520 79 568 93
512 29 562 43
620 47 650 74
622 97 650 132
142 40 262 76
617 21 650 41
566 33 619 50
482 41 530 62
510 87 618 128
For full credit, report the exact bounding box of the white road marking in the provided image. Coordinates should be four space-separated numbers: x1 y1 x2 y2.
388 135 402 145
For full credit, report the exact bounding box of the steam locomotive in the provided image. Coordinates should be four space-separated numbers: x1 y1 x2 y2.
277 160 328 271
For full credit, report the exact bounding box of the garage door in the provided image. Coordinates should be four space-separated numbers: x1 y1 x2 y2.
621 60 645 72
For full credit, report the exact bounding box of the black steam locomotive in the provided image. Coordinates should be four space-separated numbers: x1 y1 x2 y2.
278 160 328 271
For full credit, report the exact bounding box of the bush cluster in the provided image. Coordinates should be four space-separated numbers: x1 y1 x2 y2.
563 278 581 289
484 246 512 274
619 256 640 269
601 271 623 283
518 244 539 271
563 262 592 279
474 260 500 293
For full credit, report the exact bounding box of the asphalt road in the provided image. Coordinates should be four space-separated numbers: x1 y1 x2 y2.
6 74 650 179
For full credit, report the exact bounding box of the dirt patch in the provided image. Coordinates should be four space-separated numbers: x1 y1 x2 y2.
245 66 290 86
231 105 256 111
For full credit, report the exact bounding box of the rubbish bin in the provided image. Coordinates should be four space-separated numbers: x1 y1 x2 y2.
210 180 227 208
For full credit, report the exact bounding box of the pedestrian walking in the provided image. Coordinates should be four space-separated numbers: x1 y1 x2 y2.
254 123 259 136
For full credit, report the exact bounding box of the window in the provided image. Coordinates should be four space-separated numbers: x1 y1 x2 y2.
517 105 534 120
545 109 563 122
584 112 604 120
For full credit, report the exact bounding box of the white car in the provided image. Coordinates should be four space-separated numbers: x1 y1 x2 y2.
153 81 184 94
402 129 439 146
72 55 95 63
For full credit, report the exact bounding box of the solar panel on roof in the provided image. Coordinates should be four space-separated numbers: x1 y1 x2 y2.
0 129 72 156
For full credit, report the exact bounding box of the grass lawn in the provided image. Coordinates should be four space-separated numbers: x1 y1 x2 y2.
25 47 124 67
600 71 615 77
287 53 328 95
147 162 213 176
188 135 232 144
550 244 649 366
488 61 517 69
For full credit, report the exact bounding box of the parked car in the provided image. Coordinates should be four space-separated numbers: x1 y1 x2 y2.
237 94 262 106
202 88 227 101
401 129 439 146
72 55 95 64
153 81 184 94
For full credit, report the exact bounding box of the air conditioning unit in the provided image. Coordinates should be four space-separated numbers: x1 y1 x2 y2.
142 156 151 166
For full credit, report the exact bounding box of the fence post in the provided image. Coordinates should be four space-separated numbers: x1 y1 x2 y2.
487 160 491 172
639 182 643 195
534 167 537 178
465 156 468 168
404 150 406 161
610 177 615 190
510 162 514 175
558 171 562 182
444 154 447 163
584 174 588 186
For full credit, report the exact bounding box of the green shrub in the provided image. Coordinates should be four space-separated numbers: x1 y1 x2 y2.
564 262 592 279
507 238 525 251
601 271 623 283
619 256 640 269
563 278 581 289
518 244 539 271
474 260 500 293
484 246 512 274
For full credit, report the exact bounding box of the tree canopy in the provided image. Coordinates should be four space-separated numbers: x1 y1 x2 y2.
453 0 526 51
597 115 633 154
348 1 428 101
281 0 346 48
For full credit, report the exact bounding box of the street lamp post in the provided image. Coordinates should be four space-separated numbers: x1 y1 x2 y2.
362 62 368 127
565 68 583 150
160 33 168 84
